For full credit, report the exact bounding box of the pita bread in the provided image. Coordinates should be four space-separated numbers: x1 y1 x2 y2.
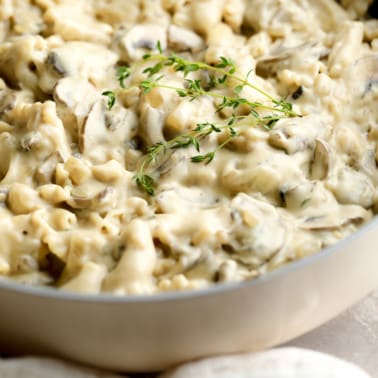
161 348 370 378
0 356 123 378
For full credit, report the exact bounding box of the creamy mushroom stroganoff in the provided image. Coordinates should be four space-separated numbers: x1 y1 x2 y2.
0 0 377 295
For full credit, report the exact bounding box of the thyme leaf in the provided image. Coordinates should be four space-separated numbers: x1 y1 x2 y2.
116 66 131 88
102 90 116 110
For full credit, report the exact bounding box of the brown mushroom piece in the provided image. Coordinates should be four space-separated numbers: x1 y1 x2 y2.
39 249 66 282
310 139 331 180
119 24 167 62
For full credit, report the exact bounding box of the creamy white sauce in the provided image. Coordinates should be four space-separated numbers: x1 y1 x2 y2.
0 0 377 295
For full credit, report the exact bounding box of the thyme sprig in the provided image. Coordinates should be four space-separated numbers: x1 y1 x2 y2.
102 43 300 195
134 122 236 195
138 52 296 117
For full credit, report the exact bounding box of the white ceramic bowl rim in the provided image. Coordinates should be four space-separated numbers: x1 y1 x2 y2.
1 216 377 303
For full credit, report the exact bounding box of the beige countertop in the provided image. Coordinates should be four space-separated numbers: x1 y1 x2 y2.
287 287 378 377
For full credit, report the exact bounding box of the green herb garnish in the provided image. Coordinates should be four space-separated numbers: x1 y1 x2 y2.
101 90 116 110
102 42 300 195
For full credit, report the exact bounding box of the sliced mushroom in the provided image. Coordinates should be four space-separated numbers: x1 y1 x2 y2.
334 125 366 168
46 51 67 76
104 107 138 139
281 181 348 216
268 125 310 155
34 152 63 185
184 251 219 282
119 24 167 62
0 35 48 92
301 205 370 230
268 115 329 155
54 77 99 142
39 248 66 281
282 182 316 211
54 78 98 112
19 131 42 152
79 100 107 155
355 149 378 188
221 163 282 195
44 42 118 87
154 186 221 214
256 42 327 78
80 99 139 163
138 102 165 147
228 193 287 264
326 167 375 209
37 51 68 94
268 128 307 154
168 25 204 52
67 185 115 210
215 260 238 283
310 139 331 180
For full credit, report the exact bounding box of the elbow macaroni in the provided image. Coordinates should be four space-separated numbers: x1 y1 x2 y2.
0 0 377 295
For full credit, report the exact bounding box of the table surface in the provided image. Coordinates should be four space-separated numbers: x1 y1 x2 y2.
286 287 378 377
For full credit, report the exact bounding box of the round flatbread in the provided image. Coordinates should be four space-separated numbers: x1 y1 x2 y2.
0 357 122 378
161 348 370 378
